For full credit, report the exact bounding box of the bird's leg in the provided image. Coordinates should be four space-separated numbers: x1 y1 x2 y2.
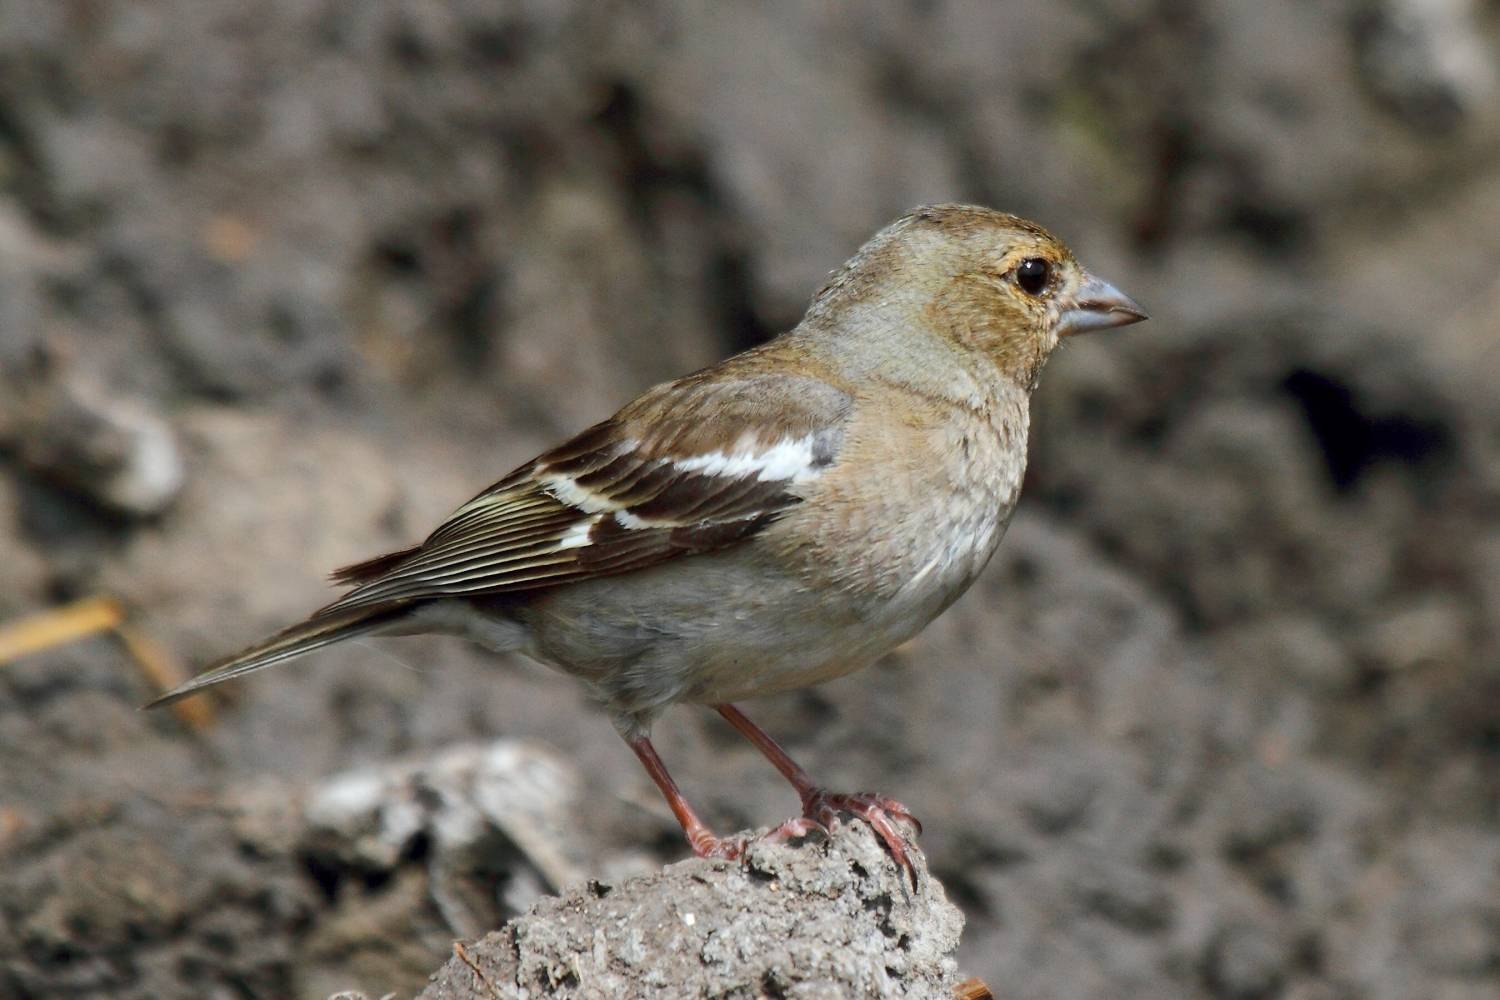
627 735 748 860
714 703 922 875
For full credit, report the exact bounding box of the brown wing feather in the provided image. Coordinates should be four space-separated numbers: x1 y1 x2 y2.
317 459 795 613
329 546 422 586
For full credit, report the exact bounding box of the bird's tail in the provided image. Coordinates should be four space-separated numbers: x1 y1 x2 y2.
144 604 409 708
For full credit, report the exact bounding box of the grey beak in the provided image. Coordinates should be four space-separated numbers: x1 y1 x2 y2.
1058 273 1148 337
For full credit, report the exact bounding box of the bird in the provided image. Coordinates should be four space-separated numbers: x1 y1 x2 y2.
149 204 1146 875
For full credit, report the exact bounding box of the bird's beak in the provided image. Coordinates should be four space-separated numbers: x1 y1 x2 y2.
1057 273 1148 337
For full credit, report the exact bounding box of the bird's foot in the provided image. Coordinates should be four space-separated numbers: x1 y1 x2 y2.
690 818 829 861
800 789 922 879
685 828 751 860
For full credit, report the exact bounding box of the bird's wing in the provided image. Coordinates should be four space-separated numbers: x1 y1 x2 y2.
319 370 851 613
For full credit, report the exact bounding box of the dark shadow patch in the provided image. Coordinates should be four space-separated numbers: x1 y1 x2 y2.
1281 369 1453 493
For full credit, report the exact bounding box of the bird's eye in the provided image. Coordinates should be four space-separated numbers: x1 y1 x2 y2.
1015 257 1050 296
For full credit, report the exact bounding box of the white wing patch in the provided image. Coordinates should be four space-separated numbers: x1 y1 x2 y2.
614 510 651 530
557 517 601 549
538 444 640 515
669 435 821 484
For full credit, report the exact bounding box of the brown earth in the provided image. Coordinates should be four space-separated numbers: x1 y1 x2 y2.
1 2 1497 998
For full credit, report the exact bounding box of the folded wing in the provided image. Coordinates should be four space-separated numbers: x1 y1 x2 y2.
321 371 851 613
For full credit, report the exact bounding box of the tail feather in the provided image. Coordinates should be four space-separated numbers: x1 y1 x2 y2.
144 605 408 709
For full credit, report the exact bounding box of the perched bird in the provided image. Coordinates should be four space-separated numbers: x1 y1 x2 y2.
150 204 1145 873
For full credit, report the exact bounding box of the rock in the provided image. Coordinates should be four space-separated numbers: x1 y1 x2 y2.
0 737 661 999
280 738 658 937
419 822 965 1000
0 351 184 519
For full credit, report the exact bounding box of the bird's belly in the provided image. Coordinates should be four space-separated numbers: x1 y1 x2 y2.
507 555 877 708
501 508 1004 713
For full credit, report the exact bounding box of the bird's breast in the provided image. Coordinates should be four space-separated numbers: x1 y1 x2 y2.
779 389 1029 615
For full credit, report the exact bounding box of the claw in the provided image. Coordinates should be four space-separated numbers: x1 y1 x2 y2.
800 790 922 883
687 830 749 860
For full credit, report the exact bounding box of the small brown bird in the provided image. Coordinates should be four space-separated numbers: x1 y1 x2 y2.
151 205 1145 873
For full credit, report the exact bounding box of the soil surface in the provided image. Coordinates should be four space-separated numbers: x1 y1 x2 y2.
1 2 1497 998
418 823 963 1000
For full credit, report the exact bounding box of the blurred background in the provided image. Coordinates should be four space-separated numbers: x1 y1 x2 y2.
1 1 1497 997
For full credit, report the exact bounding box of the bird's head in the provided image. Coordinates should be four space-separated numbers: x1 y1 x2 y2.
809 204 1147 390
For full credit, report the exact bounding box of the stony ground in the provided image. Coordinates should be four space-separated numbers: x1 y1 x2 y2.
417 823 965 999
1 1 1497 998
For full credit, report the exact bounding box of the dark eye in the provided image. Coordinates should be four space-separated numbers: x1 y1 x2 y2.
1015 257 1050 296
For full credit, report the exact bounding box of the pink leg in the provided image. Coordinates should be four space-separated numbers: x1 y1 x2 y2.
628 735 748 860
714 703 922 876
